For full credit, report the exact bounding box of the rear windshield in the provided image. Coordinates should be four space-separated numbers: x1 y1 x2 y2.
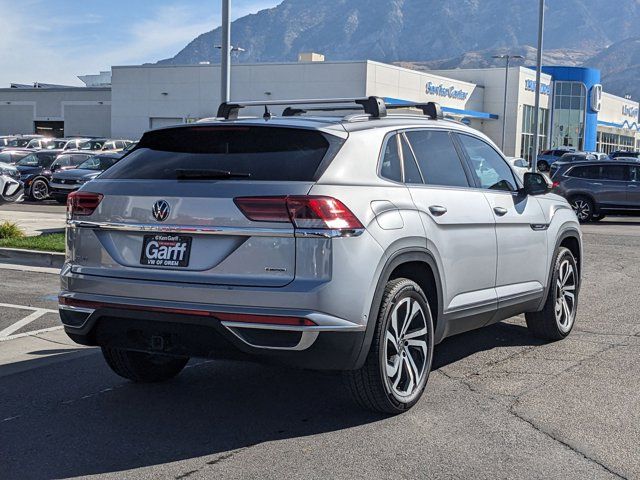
100 126 338 181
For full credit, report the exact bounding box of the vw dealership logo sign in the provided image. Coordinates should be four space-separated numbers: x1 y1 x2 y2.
152 200 170 222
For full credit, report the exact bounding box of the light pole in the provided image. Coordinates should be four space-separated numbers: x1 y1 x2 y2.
220 0 231 103
531 0 545 173
493 54 524 152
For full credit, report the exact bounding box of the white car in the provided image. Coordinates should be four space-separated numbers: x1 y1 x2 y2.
0 161 23 203
506 157 530 180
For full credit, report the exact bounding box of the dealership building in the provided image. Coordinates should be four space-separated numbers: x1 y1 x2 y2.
0 60 638 161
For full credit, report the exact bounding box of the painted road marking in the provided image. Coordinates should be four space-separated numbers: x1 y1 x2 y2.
0 303 59 339
0 326 63 342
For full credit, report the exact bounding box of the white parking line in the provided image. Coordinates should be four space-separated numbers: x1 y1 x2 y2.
0 326 64 342
0 302 59 339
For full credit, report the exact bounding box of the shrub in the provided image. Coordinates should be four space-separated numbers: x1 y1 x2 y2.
0 221 25 240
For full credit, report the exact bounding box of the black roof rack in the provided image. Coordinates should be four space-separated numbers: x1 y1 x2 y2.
216 97 443 121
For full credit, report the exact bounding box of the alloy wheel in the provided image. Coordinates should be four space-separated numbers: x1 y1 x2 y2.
31 179 48 201
571 199 591 222
383 297 429 400
555 259 577 333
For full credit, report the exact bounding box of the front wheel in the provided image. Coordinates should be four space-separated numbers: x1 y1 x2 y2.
102 347 189 383
526 247 579 341
29 178 49 201
345 278 434 414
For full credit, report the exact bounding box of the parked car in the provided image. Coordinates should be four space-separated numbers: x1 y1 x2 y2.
551 159 640 222
0 162 23 204
77 138 133 152
536 148 576 171
60 97 583 414
15 150 61 200
505 157 530 180
58 137 91 150
609 150 639 160
50 152 122 203
25 137 61 150
0 135 43 151
586 151 609 161
0 149 33 165
50 151 95 171
549 152 598 178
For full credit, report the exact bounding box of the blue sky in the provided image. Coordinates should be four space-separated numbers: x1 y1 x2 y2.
0 0 279 87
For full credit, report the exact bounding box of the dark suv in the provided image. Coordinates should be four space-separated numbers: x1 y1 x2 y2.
610 151 639 160
551 160 640 222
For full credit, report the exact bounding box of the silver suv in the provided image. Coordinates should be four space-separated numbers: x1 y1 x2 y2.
60 97 582 414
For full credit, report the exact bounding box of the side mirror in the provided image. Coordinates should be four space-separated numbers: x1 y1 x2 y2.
522 172 551 196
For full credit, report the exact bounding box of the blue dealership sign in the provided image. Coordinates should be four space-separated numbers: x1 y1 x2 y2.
425 82 469 101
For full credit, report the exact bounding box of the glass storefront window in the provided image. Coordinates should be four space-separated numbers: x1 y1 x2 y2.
520 104 549 162
551 81 586 150
596 131 639 154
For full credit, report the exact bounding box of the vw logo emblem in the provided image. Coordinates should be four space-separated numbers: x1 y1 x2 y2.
152 200 170 222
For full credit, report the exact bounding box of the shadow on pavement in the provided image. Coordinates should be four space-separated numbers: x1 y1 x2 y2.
0 320 542 479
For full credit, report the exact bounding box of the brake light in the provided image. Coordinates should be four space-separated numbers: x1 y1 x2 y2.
67 191 103 216
552 181 560 188
234 196 363 230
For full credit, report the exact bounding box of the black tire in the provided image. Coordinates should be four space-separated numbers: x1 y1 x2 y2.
345 278 434 414
526 247 579 341
101 347 189 383
591 214 605 222
29 178 49 201
537 160 549 172
569 195 594 223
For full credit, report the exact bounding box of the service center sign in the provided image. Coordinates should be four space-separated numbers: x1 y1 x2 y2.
425 82 469 101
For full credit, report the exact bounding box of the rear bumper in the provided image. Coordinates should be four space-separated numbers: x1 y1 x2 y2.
59 292 366 371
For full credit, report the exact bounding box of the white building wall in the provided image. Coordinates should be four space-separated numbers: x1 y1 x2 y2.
111 62 368 139
0 88 111 136
431 67 552 157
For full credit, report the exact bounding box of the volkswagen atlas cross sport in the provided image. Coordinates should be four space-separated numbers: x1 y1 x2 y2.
60 97 583 414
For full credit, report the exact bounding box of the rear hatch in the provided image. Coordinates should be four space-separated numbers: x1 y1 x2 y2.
67 123 346 287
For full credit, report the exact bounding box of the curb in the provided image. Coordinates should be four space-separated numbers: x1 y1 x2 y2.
0 247 64 269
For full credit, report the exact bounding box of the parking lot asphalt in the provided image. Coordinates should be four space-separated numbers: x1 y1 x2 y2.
0 219 639 479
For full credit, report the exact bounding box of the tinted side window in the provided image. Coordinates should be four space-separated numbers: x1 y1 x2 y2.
568 166 601 179
630 166 640 182
400 135 423 184
601 165 628 181
380 135 402 183
457 134 516 191
405 130 469 188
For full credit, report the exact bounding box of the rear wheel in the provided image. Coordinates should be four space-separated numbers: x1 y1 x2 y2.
101 347 189 383
569 195 594 223
526 247 579 340
346 278 434 414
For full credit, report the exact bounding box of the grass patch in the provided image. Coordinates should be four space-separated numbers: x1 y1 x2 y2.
0 221 25 239
0 233 65 252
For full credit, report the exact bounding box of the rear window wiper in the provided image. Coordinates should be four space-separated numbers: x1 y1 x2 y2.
175 169 252 180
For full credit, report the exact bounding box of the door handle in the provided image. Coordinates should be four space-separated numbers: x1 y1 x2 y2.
494 207 508 216
629 184 638 188
428 205 448 216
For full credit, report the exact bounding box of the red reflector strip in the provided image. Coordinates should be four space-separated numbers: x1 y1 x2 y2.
58 297 316 326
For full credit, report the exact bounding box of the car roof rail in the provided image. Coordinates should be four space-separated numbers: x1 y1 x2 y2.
216 97 444 121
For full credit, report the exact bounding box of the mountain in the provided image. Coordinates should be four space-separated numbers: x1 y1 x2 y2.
584 36 640 101
396 46 595 72
159 0 639 65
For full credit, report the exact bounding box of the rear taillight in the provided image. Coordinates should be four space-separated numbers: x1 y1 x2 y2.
552 181 560 188
234 196 363 231
67 191 103 216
